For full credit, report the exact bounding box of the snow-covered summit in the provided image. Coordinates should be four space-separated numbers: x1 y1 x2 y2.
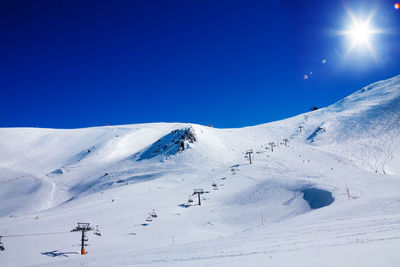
300 74 400 174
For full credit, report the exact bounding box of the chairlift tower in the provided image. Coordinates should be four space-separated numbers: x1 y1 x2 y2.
71 223 93 255
193 189 204 205
0 236 4 251
283 138 289 147
245 150 253 164
269 142 275 152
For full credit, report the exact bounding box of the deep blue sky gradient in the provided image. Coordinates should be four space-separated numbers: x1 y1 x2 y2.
1 0 399 128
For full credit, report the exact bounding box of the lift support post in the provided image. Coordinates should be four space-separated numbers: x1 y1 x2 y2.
193 189 205 205
71 223 93 255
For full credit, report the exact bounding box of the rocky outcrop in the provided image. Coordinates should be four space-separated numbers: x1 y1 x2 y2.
137 127 197 161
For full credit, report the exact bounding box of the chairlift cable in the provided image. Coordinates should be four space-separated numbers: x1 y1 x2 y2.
2 231 71 238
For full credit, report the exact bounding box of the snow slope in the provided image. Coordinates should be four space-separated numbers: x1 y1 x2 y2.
0 75 400 266
301 74 400 174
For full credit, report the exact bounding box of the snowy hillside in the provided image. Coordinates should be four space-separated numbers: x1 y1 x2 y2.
302 74 400 175
0 75 400 267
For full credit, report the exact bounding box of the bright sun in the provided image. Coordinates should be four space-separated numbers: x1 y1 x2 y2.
338 9 383 59
349 21 372 44
334 5 387 60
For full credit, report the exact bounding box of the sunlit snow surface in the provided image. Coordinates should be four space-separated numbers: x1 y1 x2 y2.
0 75 399 266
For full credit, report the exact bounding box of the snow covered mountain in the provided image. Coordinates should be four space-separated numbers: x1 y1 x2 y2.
303 75 400 174
0 74 399 266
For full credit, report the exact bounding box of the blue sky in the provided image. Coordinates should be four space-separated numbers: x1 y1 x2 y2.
1 0 399 128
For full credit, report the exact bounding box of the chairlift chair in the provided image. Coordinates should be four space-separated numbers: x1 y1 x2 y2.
151 209 157 218
94 225 102 236
145 214 153 222
0 236 4 251
212 182 218 190
188 195 194 203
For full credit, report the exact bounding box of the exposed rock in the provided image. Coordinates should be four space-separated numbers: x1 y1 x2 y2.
137 127 197 161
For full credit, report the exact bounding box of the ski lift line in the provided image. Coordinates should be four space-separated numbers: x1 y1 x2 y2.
0 164 42 184
0 175 41 184
1 231 72 238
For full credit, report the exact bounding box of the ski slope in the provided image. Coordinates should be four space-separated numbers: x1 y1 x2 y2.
0 74 399 266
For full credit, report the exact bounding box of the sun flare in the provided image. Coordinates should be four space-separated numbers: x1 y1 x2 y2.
348 21 373 45
337 8 384 60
